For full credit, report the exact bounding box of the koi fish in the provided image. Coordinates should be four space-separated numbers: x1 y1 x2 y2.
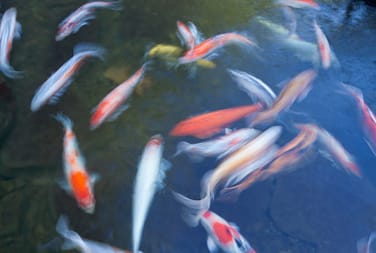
54 114 97 214
133 135 169 253
250 69 317 127
228 69 276 108
315 124 361 177
0 7 22 78
176 20 202 49
173 126 282 214
187 210 256 253
274 0 320 9
175 128 260 161
357 231 376 253
56 1 122 41
341 83 376 155
220 123 318 199
170 103 264 139
178 32 257 64
31 43 105 112
56 215 132 253
313 20 333 69
90 63 147 130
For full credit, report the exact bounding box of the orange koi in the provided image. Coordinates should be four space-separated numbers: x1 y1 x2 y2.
169 103 264 139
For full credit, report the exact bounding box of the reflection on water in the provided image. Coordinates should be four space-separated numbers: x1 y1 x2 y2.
0 0 375 252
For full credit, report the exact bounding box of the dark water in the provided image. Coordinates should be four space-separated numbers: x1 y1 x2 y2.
0 0 375 252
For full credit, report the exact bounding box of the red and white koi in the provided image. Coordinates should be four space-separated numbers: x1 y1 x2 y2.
313 20 333 69
186 210 256 253
175 128 260 161
0 7 22 78
90 64 147 130
54 114 97 214
228 69 276 108
341 83 376 155
176 20 202 49
133 135 169 253
178 32 257 64
31 43 105 112
56 1 122 41
56 216 132 253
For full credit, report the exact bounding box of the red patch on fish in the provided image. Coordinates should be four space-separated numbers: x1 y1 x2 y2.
212 222 234 244
69 170 92 206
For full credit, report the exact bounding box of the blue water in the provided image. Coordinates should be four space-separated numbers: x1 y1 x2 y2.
0 0 375 252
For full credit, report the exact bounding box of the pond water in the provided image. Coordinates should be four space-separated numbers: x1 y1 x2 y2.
0 0 375 252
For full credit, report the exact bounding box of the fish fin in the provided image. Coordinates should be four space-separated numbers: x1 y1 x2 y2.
53 113 73 129
174 141 191 157
107 104 130 122
341 83 364 101
106 0 123 11
57 179 71 194
90 172 100 186
14 21 22 39
207 237 218 253
187 21 204 44
296 85 313 103
357 237 368 253
47 79 74 105
56 215 86 251
229 222 240 231
0 63 23 79
155 159 171 190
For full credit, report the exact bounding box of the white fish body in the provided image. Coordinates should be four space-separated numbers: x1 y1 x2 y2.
30 43 105 112
56 216 131 253
0 7 22 78
132 135 168 253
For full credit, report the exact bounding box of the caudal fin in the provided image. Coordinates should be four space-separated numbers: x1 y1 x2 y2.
55 215 86 251
53 113 73 129
0 62 23 79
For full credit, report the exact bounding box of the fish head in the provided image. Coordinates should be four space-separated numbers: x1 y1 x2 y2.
56 22 74 41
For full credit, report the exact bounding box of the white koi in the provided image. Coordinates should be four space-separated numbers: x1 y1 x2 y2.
175 128 260 161
313 20 334 69
132 135 169 253
56 215 132 253
31 43 105 112
228 69 276 108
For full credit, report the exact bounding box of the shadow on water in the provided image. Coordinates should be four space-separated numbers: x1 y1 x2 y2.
0 0 375 253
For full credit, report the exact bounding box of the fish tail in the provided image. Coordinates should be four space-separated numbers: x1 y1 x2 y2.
341 83 364 102
172 191 210 227
0 62 23 79
55 215 86 251
53 113 73 130
174 141 191 156
105 0 123 11
73 43 106 61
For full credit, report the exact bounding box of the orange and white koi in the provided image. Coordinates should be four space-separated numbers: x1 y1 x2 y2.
0 7 22 78
56 216 132 253
132 135 169 253
341 83 376 155
170 103 264 139
31 43 104 112
313 20 333 69
250 69 317 127
56 1 122 41
55 113 97 214
90 63 147 130
178 32 257 64
175 128 260 161
187 210 256 253
315 124 361 177
173 126 282 213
